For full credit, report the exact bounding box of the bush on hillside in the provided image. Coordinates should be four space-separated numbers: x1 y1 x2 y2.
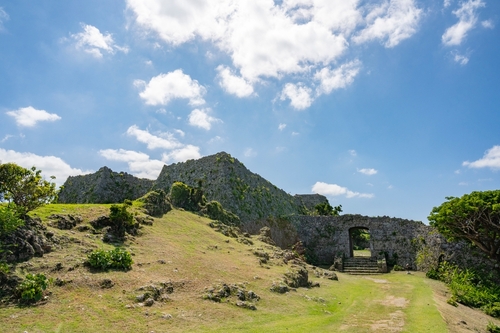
0 206 24 237
109 203 135 239
15 273 49 304
137 190 172 217
202 200 240 226
428 261 500 316
87 248 133 271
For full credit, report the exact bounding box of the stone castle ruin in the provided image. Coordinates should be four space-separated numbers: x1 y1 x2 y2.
58 152 492 272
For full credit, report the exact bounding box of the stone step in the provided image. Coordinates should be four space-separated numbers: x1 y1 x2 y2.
343 257 382 275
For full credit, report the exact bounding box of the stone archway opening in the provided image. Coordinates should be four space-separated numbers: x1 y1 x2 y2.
349 227 372 258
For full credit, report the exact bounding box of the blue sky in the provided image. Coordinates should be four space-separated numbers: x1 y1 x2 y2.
1 0 499 223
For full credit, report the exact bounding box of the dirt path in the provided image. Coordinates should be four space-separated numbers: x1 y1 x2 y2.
427 278 500 333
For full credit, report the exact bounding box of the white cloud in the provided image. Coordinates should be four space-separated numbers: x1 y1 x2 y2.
314 60 361 95
453 52 469 65
127 0 424 109
463 145 500 170
349 149 357 157
312 181 374 199
442 0 485 46
0 148 90 186
216 65 254 97
70 23 128 58
174 129 185 137
99 148 164 179
6 106 61 127
126 125 182 150
481 20 494 29
1 135 13 143
162 145 201 163
444 0 452 8
358 168 378 176
208 136 223 144
244 148 257 157
0 7 9 31
278 123 287 131
280 83 313 110
353 0 422 48
188 108 221 130
136 69 206 106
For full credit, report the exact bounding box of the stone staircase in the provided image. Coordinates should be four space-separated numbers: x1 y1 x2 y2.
343 257 381 275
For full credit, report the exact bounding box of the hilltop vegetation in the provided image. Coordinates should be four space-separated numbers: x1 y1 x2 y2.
57 152 328 227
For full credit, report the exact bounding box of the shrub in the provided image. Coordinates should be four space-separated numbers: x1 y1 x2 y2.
88 248 133 271
109 204 134 238
16 273 49 304
426 268 440 280
393 264 405 271
487 322 500 333
0 205 24 237
170 181 206 211
203 200 240 226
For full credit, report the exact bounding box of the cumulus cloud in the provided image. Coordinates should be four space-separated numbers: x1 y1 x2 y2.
278 123 287 131
135 69 206 106
127 0 423 109
358 168 378 176
453 52 469 65
0 148 90 186
6 106 61 127
0 7 9 31
70 23 128 58
216 65 254 97
482 20 494 29
349 149 357 157
162 145 201 163
126 125 182 150
463 145 500 170
280 83 313 110
125 125 202 167
188 108 221 130
315 60 361 95
442 0 485 46
312 181 374 199
353 0 422 47
99 148 164 179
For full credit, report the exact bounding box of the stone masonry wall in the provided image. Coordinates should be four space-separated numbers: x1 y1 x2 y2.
289 214 428 266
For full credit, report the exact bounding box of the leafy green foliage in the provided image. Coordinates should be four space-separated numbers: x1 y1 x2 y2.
487 322 500 333
351 228 370 250
16 273 49 304
0 205 24 237
203 200 240 226
428 190 500 262
137 190 172 217
109 203 134 238
170 181 206 211
87 248 133 271
0 163 56 215
314 202 342 216
428 261 500 316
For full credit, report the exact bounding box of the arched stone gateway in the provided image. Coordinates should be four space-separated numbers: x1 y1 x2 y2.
288 214 430 268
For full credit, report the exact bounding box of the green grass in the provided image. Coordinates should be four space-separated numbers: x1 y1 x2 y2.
1 205 449 332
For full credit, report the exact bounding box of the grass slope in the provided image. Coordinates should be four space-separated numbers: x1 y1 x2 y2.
0 204 470 332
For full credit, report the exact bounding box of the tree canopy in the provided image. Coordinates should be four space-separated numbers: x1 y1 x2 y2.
314 202 342 216
428 190 500 262
0 163 56 215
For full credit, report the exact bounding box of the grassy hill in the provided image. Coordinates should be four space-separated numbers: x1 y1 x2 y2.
2 204 499 332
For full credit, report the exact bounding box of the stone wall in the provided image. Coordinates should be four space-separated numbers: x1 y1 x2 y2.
58 167 154 204
154 152 306 226
289 215 428 266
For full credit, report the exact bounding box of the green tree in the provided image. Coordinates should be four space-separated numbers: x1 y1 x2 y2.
428 190 500 262
315 202 342 216
0 163 56 215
